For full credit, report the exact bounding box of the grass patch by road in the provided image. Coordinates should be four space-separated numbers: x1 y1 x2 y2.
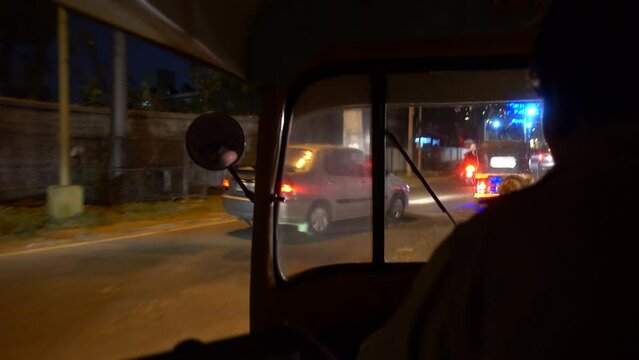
0 196 223 243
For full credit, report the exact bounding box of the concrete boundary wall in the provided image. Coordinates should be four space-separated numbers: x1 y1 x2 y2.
0 96 258 203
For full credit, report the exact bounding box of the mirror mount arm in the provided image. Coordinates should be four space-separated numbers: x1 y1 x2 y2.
228 167 255 203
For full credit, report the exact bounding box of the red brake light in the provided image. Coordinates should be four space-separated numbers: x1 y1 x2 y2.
281 183 295 195
222 178 230 190
465 165 476 178
537 153 544 162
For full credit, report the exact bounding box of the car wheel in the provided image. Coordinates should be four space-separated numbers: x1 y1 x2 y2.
387 194 405 223
307 204 330 235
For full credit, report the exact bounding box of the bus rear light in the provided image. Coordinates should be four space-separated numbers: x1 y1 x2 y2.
476 181 487 194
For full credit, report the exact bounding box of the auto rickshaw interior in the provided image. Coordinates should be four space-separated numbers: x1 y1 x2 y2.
55 0 551 358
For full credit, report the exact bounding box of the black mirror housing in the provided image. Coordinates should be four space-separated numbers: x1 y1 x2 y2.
185 112 246 171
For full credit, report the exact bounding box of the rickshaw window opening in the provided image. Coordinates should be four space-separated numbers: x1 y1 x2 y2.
273 72 377 282
273 57 534 283
273 85 299 284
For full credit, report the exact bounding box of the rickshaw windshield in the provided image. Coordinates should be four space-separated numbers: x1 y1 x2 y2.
482 101 544 143
276 70 554 279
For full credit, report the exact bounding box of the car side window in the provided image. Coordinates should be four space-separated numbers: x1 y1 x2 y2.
325 149 365 177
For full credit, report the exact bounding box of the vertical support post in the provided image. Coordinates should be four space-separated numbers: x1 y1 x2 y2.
48 6 84 219
417 106 423 172
406 106 414 176
58 7 70 186
371 72 387 265
483 120 488 142
111 30 127 178
182 144 190 198
343 109 365 152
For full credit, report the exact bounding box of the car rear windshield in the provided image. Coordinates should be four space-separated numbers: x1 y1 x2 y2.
285 148 314 173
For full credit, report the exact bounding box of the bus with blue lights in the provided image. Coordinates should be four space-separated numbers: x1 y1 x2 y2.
474 101 545 203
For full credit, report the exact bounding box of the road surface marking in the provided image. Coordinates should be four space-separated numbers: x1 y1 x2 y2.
409 193 469 205
0 217 239 258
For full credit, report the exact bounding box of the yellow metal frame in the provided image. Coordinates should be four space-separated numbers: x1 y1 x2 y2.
474 193 499 199
473 172 534 199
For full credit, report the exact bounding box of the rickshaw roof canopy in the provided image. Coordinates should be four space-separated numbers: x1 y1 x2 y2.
54 0 546 84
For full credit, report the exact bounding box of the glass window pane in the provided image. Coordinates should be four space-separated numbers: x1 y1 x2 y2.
276 77 372 278
385 71 549 263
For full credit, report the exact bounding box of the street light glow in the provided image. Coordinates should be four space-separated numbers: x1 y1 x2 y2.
525 105 539 116
492 120 501 129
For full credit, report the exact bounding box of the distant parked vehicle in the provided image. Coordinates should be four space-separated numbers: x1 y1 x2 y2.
529 148 555 180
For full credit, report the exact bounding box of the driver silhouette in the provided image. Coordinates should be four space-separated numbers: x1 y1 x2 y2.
359 0 639 358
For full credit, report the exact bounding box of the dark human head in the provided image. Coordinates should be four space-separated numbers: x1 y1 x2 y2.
532 0 638 149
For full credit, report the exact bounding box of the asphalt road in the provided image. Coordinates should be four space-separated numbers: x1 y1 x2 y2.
278 176 476 276
0 220 252 360
0 177 475 360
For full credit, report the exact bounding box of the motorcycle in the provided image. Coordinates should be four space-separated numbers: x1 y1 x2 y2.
459 150 478 186
459 162 477 186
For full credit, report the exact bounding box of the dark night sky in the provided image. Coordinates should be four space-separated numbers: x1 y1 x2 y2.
45 11 194 103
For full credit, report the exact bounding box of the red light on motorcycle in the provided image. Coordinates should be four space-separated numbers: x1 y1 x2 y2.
222 178 230 190
281 183 295 195
465 165 476 178
476 181 487 194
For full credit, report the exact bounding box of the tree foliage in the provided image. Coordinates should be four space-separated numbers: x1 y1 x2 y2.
127 64 260 115
74 29 107 106
79 81 104 106
187 64 260 115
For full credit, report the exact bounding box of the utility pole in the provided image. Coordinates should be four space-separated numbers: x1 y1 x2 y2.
47 6 84 219
407 106 414 176
110 30 127 179
58 8 70 188
417 106 423 172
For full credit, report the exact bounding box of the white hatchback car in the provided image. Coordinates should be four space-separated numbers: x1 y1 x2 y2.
223 144 409 234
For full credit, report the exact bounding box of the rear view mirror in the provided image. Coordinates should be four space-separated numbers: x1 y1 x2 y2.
186 112 245 170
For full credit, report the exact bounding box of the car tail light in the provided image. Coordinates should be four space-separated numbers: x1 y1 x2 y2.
476 180 487 194
222 178 230 190
537 153 543 162
280 183 295 196
279 173 298 196
280 172 300 198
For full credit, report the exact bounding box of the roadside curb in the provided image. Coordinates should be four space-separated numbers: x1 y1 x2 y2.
0 213 238 258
